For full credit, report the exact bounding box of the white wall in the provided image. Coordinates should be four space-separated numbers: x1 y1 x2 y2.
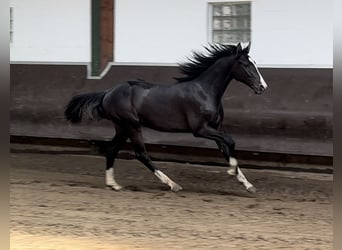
10 0 332 67
115 0 333 67
251 0 333 67
115 0 208 64
10 0 91 63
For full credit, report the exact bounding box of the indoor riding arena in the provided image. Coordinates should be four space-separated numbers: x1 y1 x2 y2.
10 0 333 249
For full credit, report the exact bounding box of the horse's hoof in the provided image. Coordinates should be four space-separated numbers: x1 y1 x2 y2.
227 167 236 176
171 184 183 192
106 185 123 191
247 186 257 193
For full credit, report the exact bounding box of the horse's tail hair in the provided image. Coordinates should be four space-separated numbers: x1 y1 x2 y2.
64 91 106 123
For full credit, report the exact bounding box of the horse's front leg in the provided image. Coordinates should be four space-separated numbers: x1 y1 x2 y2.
194 124 256 193
215 140 238 176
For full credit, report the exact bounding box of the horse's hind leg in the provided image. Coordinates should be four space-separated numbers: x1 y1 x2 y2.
105 125 128 191
127 126 182 192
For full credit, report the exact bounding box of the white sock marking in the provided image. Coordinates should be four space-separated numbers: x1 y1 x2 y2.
229 157 238 167
236 167 254 190
227 157 238 175
154 170 182 191
106 168 122 190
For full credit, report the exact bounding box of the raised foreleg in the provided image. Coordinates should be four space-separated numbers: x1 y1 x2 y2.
194 124 256 193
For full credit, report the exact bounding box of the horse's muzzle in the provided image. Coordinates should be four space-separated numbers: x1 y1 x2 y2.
254 85 266 95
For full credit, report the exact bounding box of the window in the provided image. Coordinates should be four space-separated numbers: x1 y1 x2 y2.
209 2 251 44
10 7 13 43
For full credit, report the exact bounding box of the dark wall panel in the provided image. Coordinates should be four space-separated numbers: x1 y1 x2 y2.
10 64 333 155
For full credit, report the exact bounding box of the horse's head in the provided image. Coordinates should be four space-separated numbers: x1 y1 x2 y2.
232 42 268 94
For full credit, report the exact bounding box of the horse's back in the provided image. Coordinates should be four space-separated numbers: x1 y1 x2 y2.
101 80 168 124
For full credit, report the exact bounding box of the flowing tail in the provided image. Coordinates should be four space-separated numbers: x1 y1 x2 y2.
64 91 106 123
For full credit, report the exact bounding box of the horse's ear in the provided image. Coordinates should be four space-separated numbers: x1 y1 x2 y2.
236 42 243 56
244 41 251 54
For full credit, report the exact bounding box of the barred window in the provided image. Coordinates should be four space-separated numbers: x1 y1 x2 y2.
209 2 251 44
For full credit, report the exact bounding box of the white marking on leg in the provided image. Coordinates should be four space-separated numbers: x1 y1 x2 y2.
154 170 182 192
248 56 268 89
236 167 256 193
229 157 238 167
106 168 123 191
227 157 238 175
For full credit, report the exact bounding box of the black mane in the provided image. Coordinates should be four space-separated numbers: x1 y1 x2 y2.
175 44 237 83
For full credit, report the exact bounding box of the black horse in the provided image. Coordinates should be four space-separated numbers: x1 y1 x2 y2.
64 42 267 193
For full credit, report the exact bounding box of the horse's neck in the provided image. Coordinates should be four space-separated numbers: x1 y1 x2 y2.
196 57 235 102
